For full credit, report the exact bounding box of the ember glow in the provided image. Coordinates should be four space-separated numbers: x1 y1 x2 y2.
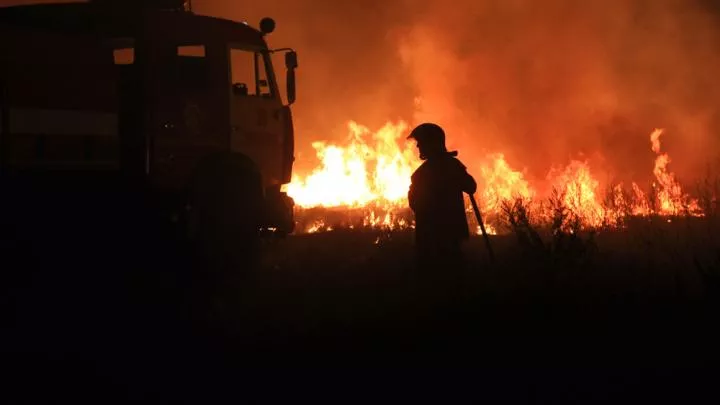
287 123 705 234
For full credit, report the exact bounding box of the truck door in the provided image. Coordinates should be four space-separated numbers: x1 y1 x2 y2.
148 43 227 190
228 48 286 188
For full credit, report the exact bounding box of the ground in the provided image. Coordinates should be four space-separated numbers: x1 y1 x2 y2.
3 187 720 401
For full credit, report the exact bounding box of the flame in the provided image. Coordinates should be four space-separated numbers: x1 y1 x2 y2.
287 121 420 232
476 224 498 236
288 122 706 235
480 153 535 212
286 121 418 209
305 220 327 234
547 160 605 228
650 128 702 216
631 182 651 216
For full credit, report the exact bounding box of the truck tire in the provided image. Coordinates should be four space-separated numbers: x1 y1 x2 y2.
186 153 264 275
264 185 296 237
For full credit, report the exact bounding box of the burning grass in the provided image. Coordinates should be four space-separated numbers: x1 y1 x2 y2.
284 126 720 306
287 121 710 237
276 178 720 310
294 204 414 234
256 185 720 357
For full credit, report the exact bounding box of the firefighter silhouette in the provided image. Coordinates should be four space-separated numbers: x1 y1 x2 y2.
407 123 477 275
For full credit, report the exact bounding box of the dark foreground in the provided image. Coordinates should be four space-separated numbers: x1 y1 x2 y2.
3 185 720 402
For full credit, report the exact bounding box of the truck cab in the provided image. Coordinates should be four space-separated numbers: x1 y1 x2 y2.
0 2 298 236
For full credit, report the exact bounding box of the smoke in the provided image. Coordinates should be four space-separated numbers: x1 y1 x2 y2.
3 0 720 183
196 0 720 184
397 0 720 187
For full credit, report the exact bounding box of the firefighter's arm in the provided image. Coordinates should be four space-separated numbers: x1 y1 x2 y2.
462 170 478 195
454 159 477 195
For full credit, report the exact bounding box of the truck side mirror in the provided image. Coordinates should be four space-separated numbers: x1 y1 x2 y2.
285 51 297 105
285 51 298 69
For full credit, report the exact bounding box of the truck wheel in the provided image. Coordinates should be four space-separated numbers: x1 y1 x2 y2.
186 153 264 275
264 186 296 237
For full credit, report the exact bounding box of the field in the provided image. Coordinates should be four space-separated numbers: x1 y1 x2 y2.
4 188 720 401
249 219 720 355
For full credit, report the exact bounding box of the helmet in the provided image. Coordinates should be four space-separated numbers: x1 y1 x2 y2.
408 123 449 158
408 122 446 146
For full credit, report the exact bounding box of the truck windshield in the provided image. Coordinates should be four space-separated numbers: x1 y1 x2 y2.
230 48 273 98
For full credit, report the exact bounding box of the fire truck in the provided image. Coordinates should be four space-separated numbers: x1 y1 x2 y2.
0 1 298 243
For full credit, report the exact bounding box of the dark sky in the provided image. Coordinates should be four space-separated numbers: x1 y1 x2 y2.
3 0 720 184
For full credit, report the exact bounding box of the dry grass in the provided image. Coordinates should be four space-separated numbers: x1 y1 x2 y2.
281 176 720 312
